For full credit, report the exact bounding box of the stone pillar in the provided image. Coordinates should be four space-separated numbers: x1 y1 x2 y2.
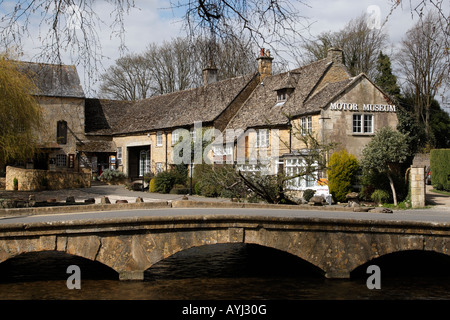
410 165 426 208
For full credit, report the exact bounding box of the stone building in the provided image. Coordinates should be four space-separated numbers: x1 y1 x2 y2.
11 47 398 192
224 48 398 192
16 61 86 171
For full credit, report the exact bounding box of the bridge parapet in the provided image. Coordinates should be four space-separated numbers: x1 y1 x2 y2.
0 215 449 280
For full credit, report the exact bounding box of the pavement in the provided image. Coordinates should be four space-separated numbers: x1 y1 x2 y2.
425 185 450 210
0 181 233 205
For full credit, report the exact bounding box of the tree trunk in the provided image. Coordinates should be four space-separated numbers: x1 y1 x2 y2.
387 172 398 206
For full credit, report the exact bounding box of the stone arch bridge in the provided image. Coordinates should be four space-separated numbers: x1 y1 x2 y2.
0 213 449 280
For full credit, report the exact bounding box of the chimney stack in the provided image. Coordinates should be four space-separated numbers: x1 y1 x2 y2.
327 47 344 65
203 64 218 86
257 48 274 80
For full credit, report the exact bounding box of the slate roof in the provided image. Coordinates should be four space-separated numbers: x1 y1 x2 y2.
110 73 257 135
15 61 85 98
84 98 133 135
225 57 354 130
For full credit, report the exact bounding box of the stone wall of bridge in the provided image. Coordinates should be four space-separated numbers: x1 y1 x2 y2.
0 216 449 280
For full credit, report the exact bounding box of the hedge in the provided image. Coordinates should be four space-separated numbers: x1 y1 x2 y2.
430 149 450 191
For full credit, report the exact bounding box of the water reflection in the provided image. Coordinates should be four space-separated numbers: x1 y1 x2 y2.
0 244 449 300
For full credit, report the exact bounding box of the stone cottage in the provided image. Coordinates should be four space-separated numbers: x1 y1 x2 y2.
224 48 398 192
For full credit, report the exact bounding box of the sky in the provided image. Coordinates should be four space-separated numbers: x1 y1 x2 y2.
1 0 448 109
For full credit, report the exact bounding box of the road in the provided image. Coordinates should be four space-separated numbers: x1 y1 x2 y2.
1 206 450 226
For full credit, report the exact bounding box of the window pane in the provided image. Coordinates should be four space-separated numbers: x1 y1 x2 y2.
353 115 361 133
364 115 373 133
307 116 312 134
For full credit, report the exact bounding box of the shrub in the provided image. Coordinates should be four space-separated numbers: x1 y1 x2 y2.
303 189 315 202
431 149 450 191
99 169 126 182
154 170 177 193
328 149 359 202
371 189 390 204
148 178 157 193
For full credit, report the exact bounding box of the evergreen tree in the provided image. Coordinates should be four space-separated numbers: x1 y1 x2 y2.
375 51 401 100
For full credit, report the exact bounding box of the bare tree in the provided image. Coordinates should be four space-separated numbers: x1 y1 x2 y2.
99 36 256 100
0 0 135 91
396 11 449 136
99 54 153 100
300 14 388 78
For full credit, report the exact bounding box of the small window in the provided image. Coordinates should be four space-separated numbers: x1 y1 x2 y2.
156 131 163 146
117 147 122 165
256 129 270 147
277 89 287 102
57 120 67 144
300 116 312 136
56 154 67 167
156 162 163 174
190 129 197 142
172 130 179 145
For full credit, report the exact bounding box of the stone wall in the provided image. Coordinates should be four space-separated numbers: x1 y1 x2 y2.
5 166 91 191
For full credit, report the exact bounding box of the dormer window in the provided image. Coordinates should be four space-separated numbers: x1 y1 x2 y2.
277 89 288 102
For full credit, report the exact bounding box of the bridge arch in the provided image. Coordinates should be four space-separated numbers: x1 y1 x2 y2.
146 242 324 279
0 250 118 281
350 249 450 278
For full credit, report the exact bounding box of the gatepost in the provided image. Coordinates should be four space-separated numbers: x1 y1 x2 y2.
410 165 426 207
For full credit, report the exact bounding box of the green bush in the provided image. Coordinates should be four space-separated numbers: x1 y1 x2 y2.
431 149 450 191
303 189 315 202
99 169 126 182
154 170 177 193
328 149 359 202
371 189 390 204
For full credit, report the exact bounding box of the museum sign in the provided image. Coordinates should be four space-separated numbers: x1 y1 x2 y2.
329 102 396 112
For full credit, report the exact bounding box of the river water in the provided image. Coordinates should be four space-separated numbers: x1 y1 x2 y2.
0 243 450 301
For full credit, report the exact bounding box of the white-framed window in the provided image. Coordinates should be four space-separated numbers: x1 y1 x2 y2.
56 154 67 167
139 150 151 177
237 163 269 175
284 157 317 190
256 129 270 147
353 114 373 134
171 130 179 145
190 129 197 142
156 162 163 174
364 114 373 133
300 116 312 135
213 145 233 156
117 147 122 165
156 131 163 146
